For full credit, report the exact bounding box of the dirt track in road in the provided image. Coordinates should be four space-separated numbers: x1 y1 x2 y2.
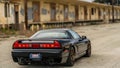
1 23 120 68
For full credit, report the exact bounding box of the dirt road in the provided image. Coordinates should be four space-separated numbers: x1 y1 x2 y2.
1 23 120 68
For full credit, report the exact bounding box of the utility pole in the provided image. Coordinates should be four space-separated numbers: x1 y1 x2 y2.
6 2 9 30
112 0 115 22
24 0 28 30
117 0 119 6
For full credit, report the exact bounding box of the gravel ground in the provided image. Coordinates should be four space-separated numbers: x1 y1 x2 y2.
0 23 120 68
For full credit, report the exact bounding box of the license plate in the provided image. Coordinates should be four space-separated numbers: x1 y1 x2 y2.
29 54 41 59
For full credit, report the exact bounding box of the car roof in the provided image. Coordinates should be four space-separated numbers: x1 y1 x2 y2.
39 28 71 32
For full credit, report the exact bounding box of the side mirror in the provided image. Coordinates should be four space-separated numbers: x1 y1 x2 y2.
82 36 87 40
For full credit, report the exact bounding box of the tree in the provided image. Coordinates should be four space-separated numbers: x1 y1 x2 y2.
94 0 105 3
94 0 120 5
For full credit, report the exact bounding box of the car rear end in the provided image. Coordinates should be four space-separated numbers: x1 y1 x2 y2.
11 40 69 65
12 29 72 65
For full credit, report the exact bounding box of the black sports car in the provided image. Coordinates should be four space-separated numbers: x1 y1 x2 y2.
12 29 91 66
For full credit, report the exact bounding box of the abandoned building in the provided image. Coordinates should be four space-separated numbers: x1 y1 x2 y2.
0 0 120 30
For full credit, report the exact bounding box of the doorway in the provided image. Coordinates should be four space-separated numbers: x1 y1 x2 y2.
14 5 19 30
33 2 40 22
75 6 79 20
98 8 101 19
50 3 56 21
84 6 87 20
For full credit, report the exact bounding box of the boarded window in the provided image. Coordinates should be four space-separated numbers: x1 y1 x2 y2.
64 5 68 20
4 3 10 17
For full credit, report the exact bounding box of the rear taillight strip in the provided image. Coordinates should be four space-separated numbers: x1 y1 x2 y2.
13 41 61 49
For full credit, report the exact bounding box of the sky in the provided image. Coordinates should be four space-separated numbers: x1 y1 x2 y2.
81 0 94 2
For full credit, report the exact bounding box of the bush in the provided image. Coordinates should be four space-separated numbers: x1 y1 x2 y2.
0 28 17 35
90 22 99 25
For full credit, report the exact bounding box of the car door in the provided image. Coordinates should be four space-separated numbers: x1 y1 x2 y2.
68 30 85 55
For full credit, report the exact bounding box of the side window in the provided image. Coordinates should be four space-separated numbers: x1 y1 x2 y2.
69 30 80 39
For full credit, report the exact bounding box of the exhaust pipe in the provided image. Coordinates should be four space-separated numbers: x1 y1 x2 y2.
17 57 30 65
47 59 55 65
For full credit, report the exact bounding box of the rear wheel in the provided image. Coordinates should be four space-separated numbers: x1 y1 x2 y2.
84 44 91 57
66 47 75 66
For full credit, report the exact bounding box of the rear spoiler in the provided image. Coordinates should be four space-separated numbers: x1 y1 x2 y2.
21 41 54 44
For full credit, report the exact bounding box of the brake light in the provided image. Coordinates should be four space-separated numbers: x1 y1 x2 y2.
13 41 61 49
54 41 61 48
40 41 61 48
13 41 31 49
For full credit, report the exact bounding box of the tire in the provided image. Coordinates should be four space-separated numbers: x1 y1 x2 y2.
18 58 28 65
66 47 75 66
84 44 91 57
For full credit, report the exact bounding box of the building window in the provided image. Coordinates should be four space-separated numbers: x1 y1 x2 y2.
64 5 68 20
91 8 94 15
94 8 96 13
4 3 10 17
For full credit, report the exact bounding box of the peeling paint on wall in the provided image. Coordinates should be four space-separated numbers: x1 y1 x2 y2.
41 8 47 15
20 8 24 15
69 12 75 18
11 7 14 15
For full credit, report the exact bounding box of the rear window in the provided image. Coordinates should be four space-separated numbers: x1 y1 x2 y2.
30 31 70 39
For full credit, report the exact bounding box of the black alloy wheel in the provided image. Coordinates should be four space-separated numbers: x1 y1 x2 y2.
66 47 75 66
84 44 91 57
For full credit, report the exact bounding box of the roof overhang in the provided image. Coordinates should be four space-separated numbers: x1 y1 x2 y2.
9 0 120 9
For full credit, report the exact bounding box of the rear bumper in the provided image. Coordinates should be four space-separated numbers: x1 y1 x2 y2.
12 49 62 57
11 49 69 63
